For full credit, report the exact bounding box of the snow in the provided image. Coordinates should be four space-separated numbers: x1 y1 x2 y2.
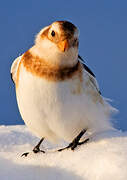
0 125 127 180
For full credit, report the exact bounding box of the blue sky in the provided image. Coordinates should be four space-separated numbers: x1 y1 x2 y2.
0 0 127 130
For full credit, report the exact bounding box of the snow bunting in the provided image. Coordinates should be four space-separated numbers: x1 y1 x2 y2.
11 21 115 156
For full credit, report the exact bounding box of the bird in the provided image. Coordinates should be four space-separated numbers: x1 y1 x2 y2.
11 21 115 156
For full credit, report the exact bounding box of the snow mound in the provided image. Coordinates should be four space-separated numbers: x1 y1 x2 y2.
0 125 127 180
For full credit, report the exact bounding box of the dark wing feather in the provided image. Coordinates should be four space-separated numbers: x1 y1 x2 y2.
78 55 101 95
78 55 95 78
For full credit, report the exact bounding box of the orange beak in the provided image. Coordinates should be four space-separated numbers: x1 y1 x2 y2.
58 39 69 52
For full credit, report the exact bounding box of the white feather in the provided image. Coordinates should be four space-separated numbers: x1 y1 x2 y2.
16 63 115 143
11 56 22 83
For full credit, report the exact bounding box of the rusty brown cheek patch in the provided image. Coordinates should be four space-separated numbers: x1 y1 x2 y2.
21 51 82 82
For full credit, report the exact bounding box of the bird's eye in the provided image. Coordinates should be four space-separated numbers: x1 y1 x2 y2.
51 30 55 37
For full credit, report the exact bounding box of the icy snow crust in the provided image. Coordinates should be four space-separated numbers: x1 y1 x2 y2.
0 125 127 180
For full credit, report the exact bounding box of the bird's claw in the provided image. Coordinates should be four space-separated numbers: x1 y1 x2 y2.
21 152 29 157
58 138 89 152
33 148 45 154
21 149 45 157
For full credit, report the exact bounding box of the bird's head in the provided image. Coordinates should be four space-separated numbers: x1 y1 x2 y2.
34 21 79 68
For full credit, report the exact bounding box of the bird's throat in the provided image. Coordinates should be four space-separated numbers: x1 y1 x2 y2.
22 50 82 81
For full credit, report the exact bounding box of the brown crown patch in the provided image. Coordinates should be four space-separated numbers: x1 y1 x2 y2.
21 50 82 81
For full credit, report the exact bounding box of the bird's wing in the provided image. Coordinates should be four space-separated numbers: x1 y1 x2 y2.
78 55 118 117
10 55 22 84
78 55 101 95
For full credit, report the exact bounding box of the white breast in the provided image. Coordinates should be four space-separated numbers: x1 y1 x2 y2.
16 64 112 143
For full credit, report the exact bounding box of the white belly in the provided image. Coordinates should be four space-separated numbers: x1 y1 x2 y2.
16 65 111 143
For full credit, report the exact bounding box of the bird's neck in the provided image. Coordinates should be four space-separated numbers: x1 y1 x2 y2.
22 49 81 81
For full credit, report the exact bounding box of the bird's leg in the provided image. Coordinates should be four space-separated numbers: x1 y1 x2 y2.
21 138 45 157
33 138 45 153
58 129 89 152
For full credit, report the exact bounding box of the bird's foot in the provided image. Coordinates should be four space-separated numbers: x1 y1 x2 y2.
58 129 89 152
21 148 45 157
77 138 89 146
33 146 45 154
33 137 45 153
58 138 89 152
21 138 45 157
21 152 30 157
70 138 89 150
